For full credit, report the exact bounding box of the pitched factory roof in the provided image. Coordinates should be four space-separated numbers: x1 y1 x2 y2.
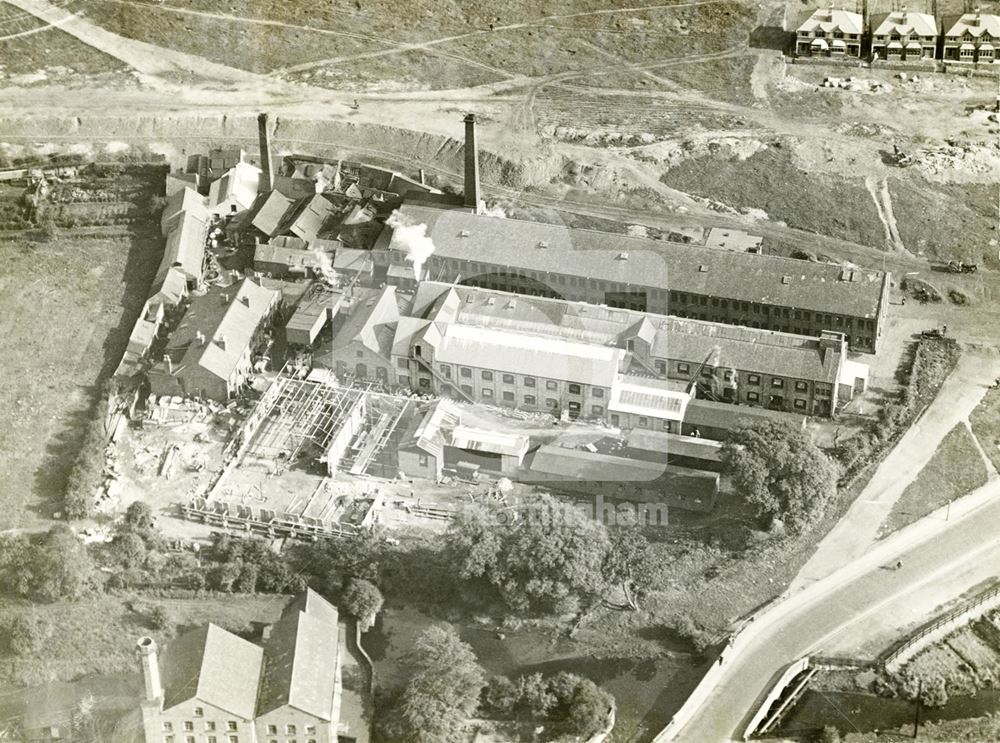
257 591 340 721
450 425 530 458
430 323 626 387
158 207 209 283
412 282 848 384
162 279 279 383
159 624 263 719
401 399 462 457
332 248 375 274
289 194 337 242
208 161 261 215
254 241 325 273
683 398 806 431
328 286 401 358
252 190 296 237
871 10 938 37
797 7 863 35
943 12 1000 38
161 185 209 235
392 204 886 319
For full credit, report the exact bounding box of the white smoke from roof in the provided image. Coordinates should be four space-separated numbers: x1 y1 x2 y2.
479 203 507 219
387 209 436 280
312 248 339 286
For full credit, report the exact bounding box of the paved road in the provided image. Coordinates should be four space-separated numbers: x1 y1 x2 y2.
791 348 1000 590
674 477 1000 742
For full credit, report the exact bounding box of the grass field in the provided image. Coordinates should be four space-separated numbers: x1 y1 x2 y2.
970 387 1000 474
0 593 288 685
0 0 129 80
0 167 164 528
879 423 989 536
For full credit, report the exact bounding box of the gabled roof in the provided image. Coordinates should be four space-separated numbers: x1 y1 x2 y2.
161 186 209 235
797 7 863 35
328 286 401 359
289 194 337 242
257 591 340 721
158 207 209 283
332 248 375 274
400 399 462 457
208 161 261 215
391 204 887 319
160 624 263 719
871 10 937 37
254 241 325 273
252 191 296 237
943 12 1000 38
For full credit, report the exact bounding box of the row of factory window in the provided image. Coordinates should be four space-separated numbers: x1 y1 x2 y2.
402 357 597 395
163 738 316 743
163 720 316 736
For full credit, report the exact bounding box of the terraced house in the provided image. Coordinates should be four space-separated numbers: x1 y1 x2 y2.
943 11 1000 63
871 10 938 61
381 203 890 353
795 7 864 58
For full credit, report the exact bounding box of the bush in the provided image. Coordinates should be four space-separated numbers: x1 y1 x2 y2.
340 578 384 627
667 614 716 655
816 725 841 743
4 614 52 656
481 676 519 716
147 605 172 630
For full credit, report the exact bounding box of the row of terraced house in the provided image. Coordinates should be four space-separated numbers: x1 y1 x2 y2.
796 7 1000 64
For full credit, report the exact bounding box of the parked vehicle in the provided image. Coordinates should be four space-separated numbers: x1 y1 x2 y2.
947 260 978 274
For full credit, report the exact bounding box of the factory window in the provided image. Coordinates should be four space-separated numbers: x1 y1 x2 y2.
193 708 203 718
772 378 784 389
546 380 558 391
398 375 410 387
795 381 808 392
502 374 515 384
163 724 174 732
267 725 277 733
208 738 217 743
654 360 666 374
610 414 620 426
418 454 429 467
205 723 215 732
677 363 690 374
699 297 708 306
748 392 760 402
397 358 408 369
228 737 238 743
524 395 536 406
661 420 673 432
503 391 515 402
356 350 363 358
460 367 472 378
638 417 648 428
418 377 430 389
440 365 451 378
546 398 558 408
626 339 635 352
184 722 194 731
748 374 760 385
227 723 237 732
482 388 494 399
414 345 422 357
287 726 297 735
724 371 734 382
568 384 582 395
592 388 604 398
482 370 494 381
460 384 473 395
700 368 714 378
186 737 195 743
305 729 316 736
164 737 175 743
794 399 807 410
524 376 536 387
720 300 728 309
592 405 604 416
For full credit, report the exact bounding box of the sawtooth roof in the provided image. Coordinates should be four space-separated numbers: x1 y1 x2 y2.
392 204 886 319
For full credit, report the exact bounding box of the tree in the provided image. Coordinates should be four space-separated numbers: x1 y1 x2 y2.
0 534 34 596
721 419 839 533
446 494 610 614
602 530 658 610
341 578 383 629
560 676 614 737
32 526 93 601
481 676 519 716
816 726 841 743
4 614 51 656
109 532 147 570
147 605 172 630
120 501 158 544
515 673 555 718
388 625 486 743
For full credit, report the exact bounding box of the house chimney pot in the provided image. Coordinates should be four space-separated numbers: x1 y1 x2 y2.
218 335 227 350
257 113 274 193
463 114 482 214
136 636 163 702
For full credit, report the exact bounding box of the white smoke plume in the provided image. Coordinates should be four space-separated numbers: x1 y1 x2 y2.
386 209 436 280
479 203 507 219
312 247 339 286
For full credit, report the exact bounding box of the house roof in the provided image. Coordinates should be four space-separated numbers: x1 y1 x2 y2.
252 191 296 237
257 591 340 720
797 7 863 35
289 194 337 242
158 279 279 384
208 161 261 214
943 12 1000 38
391 204 887 319
160 624 263 719
871 10 937 37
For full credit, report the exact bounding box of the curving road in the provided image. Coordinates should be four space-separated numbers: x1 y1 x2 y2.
672 454 1000 741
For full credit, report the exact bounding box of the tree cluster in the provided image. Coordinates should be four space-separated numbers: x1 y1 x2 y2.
721 419 839 533
63 394 112 520
203 533 306 595
446 493 659 615
0 526 94 602
382 625 486 743
482 672 614 738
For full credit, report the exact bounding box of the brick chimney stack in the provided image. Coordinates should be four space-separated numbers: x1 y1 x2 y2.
137 637 163 702
257 113 274 193
463 113 482 214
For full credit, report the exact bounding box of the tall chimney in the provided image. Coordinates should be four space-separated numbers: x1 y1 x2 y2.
257 113 274 193
137 637 163 702
463 113 482 214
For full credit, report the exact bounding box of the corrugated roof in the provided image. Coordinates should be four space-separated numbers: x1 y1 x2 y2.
450 425 530 457
871 11 937 37
395 204 886 319
160 624 263 719
609 374 691 421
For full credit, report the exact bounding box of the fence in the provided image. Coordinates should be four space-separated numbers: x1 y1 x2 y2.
881 580 1000 671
